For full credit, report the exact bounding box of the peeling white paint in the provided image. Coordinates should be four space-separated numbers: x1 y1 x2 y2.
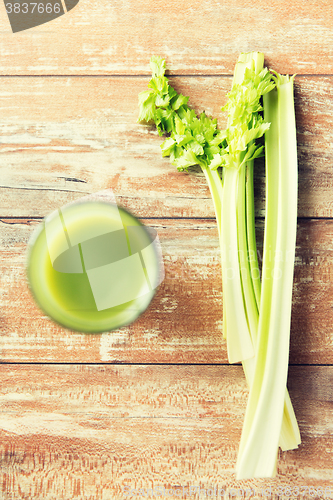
0 134 51 144
0 392 34 401
99 331 130 361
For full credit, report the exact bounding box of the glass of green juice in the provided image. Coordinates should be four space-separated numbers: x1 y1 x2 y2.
27 198 164 333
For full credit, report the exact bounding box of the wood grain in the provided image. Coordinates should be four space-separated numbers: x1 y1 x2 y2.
0 76 333 218
1 0 333 492
0 0 332 75
1 217 332 364
0 364 332 500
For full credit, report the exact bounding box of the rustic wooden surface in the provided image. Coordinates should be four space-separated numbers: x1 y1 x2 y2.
1 0 333 498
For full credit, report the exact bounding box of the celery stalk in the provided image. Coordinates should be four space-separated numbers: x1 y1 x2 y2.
237 161 259 344
229 53 300 460
221 165 255 362
203 167 223 240
138 54 301 480
220 52 266 363
236 74 300 479
245 159 261 309
202 167 226 339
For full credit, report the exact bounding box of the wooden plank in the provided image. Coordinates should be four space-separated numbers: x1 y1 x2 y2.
1 0 332 493
0 0 332 75
1 217 332 364
0 76 333 218
0 364 332 499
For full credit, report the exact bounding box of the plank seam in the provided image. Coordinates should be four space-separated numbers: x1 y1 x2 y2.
0 74 331 78
1 216 333 221
0 361 331 367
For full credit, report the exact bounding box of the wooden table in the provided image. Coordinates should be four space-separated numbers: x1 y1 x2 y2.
1 0 333 498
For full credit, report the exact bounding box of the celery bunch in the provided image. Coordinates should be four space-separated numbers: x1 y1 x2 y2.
138 52 300 479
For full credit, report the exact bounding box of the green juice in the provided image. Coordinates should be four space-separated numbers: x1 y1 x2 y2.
27 201 161 333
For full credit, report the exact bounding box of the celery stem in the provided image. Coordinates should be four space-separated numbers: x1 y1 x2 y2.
221 166 254 363
203 167 225 338
237 162 258 346
245 160 261 309
236 76 300 479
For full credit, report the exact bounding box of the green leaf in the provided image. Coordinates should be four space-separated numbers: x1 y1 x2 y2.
187 139 204 156
150 56 166 77
174 115 186 136
173 149 203 170
155 93 170 107
171 93 189 110
160 137 176 157
148 75 169 95
210 130 227 146
209 153 224 170
137 92 156 123
138 56 226 176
